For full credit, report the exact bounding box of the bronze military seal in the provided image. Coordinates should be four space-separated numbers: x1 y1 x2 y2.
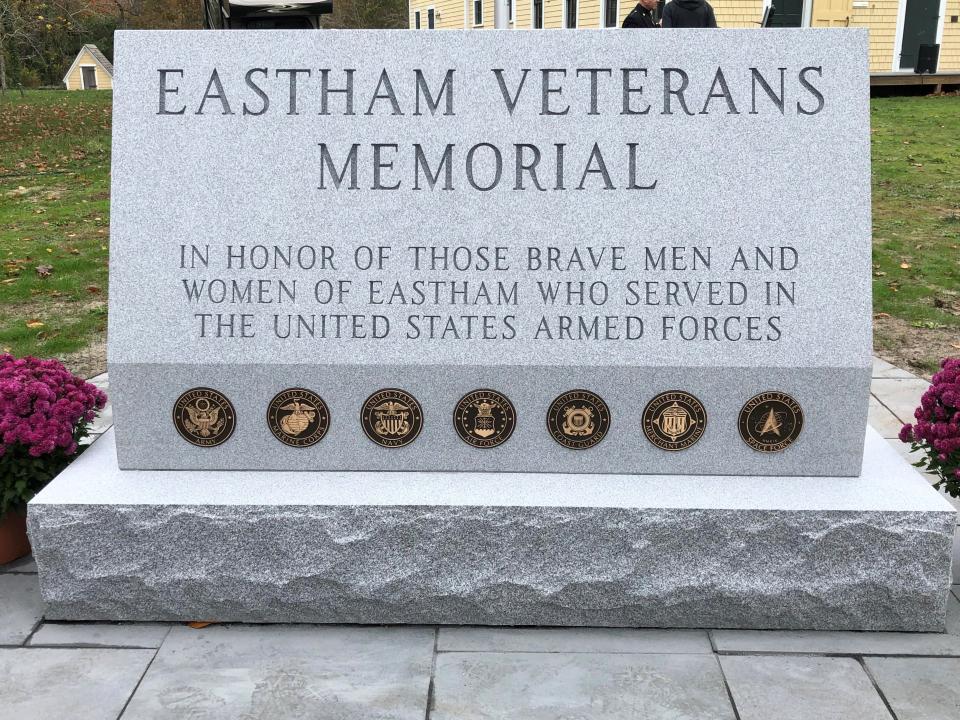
173 387 236 447
547 390 611 450
267 388 330 448
738 391 804 453
641 390 706 451
361 388 423 448
453 389 516 449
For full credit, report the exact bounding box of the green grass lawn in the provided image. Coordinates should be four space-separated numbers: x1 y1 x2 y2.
0 90 958 377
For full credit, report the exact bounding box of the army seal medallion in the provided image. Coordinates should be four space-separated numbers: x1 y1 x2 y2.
361 388 423 448
173 387 236 447
267 388 330 448
454 389 516 448
738 391 804 453
642 390 706 451
546 390 611 450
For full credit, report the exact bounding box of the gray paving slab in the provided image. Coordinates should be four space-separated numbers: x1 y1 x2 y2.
87 400 113 436
29 621 170 648
438 627 712 654
121 624 434 720
869 395 905 439
0 647 154 720
431 652 735 720
872 357 918 379
0 554 37 573
720 655 891 720
870 378 929 423
0 574 44 645
865 657 960 720
713 593 960 656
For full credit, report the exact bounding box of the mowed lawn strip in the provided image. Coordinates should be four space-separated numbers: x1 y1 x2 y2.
0 90 958 377
0 90 111 378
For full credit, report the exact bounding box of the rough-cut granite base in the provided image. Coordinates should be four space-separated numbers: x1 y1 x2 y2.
29 428 955 630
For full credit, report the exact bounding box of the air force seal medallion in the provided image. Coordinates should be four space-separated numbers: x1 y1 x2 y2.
267 388 329 447
738 391 803 452
642 391 706 451
361 388 423 448
454 389 516 448
547 390 610 450
173 387 235 447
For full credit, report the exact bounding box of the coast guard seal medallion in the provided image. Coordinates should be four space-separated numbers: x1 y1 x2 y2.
547 390 611 450
173 387 235 447
642 390 706 451
267 388 329 448
738 391 803 453
361 388 423 448
454 389 516 448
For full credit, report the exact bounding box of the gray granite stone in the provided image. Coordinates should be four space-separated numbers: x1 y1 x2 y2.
108 29 872 476
870 378 930 424
438 627 711 653
865 658 960 720
431 652 735 720
1 554 37 573
0 574 44 645
29 621 170 648
120 625 433 720
720 656 890 720
713 593 960 656
0 647 154 720
29 428 956 629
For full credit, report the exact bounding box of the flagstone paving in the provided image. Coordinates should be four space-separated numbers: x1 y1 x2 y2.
2 358 959 719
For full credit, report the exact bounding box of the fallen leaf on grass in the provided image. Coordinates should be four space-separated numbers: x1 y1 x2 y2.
25 320 44 329
874 312 891 319
86 285 101 294
35 264 53 278
1 278 17 285
186 621 217 629
899 263 911 269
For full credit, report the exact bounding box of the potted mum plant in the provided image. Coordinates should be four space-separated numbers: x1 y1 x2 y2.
0 354 107 564
900 357 960 499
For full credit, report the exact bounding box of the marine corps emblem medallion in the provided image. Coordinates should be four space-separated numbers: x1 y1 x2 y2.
267 388 329 448
173 387 236 447
547 390 611 450
361 389 423 448
454 389 516 448
738 391 803 453
641 391 706 451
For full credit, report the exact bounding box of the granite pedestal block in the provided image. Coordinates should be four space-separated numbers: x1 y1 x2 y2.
29 428 955 630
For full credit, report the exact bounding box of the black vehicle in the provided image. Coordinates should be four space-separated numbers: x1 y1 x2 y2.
203 0 333 29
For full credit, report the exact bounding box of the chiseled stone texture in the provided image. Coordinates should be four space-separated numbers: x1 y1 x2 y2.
29 429 955 630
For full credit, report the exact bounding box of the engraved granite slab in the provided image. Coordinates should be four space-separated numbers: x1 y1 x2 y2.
109 29 871 473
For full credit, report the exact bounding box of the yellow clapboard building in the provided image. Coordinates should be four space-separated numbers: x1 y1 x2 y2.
407 0 960 74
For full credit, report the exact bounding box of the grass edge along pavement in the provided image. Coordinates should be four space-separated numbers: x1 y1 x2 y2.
1 90 958 378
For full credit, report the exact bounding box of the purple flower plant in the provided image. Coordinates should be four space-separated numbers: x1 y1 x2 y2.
900 357 960 498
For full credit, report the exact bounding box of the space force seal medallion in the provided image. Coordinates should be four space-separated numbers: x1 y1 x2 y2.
267 388 330 447
547 390 611 450
361 388 423 448
454 389 516 448
642 390 706 451
173 387 236 447
738 391 803 453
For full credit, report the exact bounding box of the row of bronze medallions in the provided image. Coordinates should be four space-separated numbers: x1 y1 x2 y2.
172 387 804 453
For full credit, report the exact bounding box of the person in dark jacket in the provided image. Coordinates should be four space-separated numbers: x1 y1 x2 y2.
661 0 718 27
622 0 659 27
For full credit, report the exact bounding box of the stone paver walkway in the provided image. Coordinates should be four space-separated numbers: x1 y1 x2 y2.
2 357 958 719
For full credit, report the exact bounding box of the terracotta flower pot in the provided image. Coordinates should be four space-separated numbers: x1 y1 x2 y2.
0 511 31 565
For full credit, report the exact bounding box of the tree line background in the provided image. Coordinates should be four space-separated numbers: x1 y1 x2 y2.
0 0 407 91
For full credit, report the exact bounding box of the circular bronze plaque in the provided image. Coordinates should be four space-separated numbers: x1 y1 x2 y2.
641 390 707 451
361 388 423 448
738 391 804 453
172 387 236 447
546 390 611 450
267 388 330 448
453 389 516 449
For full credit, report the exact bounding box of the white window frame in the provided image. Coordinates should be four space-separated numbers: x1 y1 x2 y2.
79 64 97 89
530 0 544 27
508 0 515 23
892 0 948 72
414 9 421 28
427 5 436 27
600 0 620 27
473 0 483 26
563 0 578 28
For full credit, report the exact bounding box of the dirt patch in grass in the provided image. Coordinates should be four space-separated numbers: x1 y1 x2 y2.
875 315 960 378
